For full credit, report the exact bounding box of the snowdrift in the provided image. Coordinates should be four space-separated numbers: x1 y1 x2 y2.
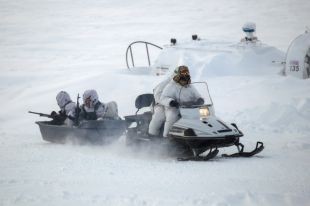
128 38 286 80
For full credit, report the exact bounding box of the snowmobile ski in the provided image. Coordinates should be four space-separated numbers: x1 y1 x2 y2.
177 148 219 161
222 141 264 158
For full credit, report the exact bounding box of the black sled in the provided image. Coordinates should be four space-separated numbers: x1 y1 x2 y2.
30 111 126 145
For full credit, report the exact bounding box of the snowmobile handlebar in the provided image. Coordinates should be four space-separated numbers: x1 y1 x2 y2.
179 103 200 108
179 104 210 109
178 98 205 108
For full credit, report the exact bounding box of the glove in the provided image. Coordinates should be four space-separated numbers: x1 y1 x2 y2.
50 111 66 125
195 98 204 105
169 100 179 108
50 111 57 117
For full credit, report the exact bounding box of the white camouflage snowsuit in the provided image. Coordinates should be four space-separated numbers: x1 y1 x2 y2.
159 80 202 137
148 77 171 136
80 89 119 120
56 91 76 126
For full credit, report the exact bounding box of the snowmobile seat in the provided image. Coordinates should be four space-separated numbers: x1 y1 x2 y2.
124 94 154 135
125 93 154 123
134 93 154 127
135 93 154 110
125 112 152 123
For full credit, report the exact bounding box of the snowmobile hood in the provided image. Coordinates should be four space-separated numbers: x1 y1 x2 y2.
169 107 242 139
172 116 241 139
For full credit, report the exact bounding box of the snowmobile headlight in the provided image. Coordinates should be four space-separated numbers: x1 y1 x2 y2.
199 106 210 120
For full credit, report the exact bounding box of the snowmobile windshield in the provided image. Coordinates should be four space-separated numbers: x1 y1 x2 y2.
178 82 213 108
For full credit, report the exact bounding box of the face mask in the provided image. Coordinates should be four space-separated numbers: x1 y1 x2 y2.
85 97 92 108
179 75 191 86
180 74 190 81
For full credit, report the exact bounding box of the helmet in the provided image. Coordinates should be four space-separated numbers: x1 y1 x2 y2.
56 91 72 108
83 89 99 108
173 65 191 86
242 22 256 33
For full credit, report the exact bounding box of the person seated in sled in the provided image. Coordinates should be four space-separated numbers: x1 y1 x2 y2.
79 89 119 120
153 65 204 137
50 91 77 126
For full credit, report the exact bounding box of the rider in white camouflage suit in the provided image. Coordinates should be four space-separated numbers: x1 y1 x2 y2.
149 65 204 137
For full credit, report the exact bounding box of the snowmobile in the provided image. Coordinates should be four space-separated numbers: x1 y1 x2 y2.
124 82 264 161
29 111 126 145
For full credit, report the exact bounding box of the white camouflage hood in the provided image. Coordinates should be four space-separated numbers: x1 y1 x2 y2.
56 91 72 109
83 89 99 107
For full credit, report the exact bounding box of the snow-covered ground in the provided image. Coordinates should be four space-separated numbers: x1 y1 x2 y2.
1 0 310 205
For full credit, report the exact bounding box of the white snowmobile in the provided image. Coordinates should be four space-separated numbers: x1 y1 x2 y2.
124 82 264 161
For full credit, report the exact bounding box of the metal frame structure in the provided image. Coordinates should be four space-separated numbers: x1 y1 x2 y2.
125 41 162 70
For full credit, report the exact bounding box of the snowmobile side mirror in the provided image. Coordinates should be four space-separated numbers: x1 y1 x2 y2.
135 93 154 110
